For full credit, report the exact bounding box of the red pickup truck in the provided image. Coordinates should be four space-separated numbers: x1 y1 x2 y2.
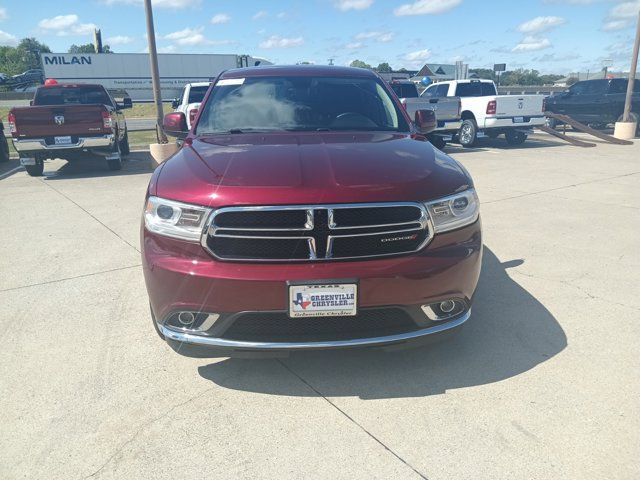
142 65 482 357
8 83 132 176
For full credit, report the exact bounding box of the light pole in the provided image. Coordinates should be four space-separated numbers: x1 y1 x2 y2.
622 10 640 123
144 0 167 144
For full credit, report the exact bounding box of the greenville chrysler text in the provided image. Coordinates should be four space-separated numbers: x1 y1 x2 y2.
141 65 482 357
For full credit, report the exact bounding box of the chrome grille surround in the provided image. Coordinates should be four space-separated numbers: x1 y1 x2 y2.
200 202 434 262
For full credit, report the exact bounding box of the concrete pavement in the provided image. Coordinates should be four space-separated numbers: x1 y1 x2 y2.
0 135 638 479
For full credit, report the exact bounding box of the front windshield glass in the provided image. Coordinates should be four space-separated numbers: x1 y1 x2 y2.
196 76 409 134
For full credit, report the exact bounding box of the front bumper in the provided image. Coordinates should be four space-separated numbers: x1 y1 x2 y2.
12 134 115 153
143 220 482 355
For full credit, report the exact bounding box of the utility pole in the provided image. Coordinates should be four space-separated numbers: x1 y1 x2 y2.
622 10 640 123
144 0 167 143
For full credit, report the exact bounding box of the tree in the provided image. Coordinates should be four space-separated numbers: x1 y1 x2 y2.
0 38 51 75
375 62 392 73
539 74 564 85
68 43 113 54
469 68 496 81
18 37 51 70
350 59 371 69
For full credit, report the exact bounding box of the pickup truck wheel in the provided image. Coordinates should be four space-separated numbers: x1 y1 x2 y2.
0 136 9 163
119 130 130 156
505 130 527 145
107 158 122 171
459 119 477 148
25 162 44 177
429 136 446 150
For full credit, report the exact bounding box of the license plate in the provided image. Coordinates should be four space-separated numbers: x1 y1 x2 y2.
289 283 357 318
54 136 72 145
513 117 524 123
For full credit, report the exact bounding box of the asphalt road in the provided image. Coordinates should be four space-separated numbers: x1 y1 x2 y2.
0 134 638 479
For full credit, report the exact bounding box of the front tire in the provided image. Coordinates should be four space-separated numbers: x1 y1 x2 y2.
458 119 477 148
505 130 527 145
0 136 9 163
25 162 44 176
119 129 130 156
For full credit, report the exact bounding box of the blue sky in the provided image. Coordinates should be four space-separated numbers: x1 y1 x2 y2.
0 0 638 74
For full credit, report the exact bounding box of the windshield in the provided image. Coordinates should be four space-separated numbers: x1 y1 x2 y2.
34 86 112 106
390 83 418 98
188 85 209 104
196 75 409 134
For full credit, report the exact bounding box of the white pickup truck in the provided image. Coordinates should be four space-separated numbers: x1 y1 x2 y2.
430 79 545 147
171 82 210 129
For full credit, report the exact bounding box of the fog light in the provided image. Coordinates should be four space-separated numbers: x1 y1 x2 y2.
166 311 221 332
178 311 195 325
420 299 465 321
439 300 456 313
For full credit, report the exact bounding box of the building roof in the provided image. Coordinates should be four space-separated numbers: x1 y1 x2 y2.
415 63 456 79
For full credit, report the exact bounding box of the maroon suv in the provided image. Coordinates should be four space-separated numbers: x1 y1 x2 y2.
142 66 482 357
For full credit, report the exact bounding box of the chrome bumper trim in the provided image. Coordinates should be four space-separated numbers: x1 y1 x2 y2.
160 309 470 350
12 134 114 152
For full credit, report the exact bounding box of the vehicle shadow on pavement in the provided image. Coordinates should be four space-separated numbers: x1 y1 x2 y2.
443 135 567 154
41 152 154 179
198 247 567 399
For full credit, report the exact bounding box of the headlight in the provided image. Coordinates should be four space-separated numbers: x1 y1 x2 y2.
144 196 211 241
424 189 479 233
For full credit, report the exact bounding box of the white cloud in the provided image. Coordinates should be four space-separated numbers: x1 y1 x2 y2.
601 1 639 33
401 48 431 68
334 0 373 11
105 35 135 45
0 29 17 46
253 10 268 20
355 31 395 42
0 7 7 21
345 42 363 49
101 0 201 8
210 13 230 24
259 35 304 48
517 16 565 33
609 1 640 19
38 14 96 36
512 36 552 52
276 12 287 19
602 19 633 31
163 26 233 46
394 0 462 16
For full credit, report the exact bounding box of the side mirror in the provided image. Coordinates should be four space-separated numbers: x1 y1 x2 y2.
29 100 34 106
171 99 179 109
163 112 188 139
414 109 437 134
117 97 133 109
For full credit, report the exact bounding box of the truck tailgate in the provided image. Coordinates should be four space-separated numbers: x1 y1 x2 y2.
495 95 544 118
11 105 107 138
401 97 460 122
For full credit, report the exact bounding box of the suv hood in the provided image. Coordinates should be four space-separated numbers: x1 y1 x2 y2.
156 132 471 207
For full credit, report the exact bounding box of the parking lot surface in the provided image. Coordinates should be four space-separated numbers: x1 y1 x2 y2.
1 134 638 479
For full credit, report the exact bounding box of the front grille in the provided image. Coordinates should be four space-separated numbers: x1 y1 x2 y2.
203 203 432 262
221 308 418 342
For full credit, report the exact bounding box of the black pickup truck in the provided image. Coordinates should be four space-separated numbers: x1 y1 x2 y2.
545 78 639 131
